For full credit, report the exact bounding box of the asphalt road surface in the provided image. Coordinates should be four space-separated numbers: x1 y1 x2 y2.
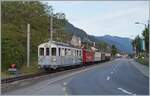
3 58 149 95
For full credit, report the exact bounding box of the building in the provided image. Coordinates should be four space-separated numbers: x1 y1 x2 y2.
70 35 81 47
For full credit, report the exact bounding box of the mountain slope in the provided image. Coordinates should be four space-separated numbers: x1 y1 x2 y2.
96 35 133 54
65 22 133 54
65 21 99 43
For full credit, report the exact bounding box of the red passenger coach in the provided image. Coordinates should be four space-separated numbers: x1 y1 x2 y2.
82 48 94 64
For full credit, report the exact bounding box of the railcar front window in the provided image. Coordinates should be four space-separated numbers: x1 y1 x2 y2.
52 48 56 56
46 48 49 56
59 48 61 56
65 48 67 55
40 48 44 56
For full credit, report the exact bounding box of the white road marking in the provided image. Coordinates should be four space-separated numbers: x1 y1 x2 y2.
63 82 67 86
111 72 114 74
106 76 110 80
117 88 133 95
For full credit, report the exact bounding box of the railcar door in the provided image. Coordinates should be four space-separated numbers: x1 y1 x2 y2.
45 47 51 65
51 47 57 66
61 48 65 65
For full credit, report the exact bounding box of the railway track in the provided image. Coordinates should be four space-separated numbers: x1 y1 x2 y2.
1 65 82 84
1 60 112 94
1 61 106 84
1 72 49 84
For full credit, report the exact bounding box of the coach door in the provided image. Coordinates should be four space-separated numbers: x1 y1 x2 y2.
45 47 50 65
51 47 57 65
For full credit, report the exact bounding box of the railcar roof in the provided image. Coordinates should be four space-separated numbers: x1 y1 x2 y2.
38 41 81 49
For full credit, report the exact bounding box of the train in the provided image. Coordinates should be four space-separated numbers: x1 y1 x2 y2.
38 41 111 71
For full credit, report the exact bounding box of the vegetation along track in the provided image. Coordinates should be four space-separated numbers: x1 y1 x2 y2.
1 61 105 84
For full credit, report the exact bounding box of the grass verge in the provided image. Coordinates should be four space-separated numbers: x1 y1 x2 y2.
136 55 149 67
1 62 42 79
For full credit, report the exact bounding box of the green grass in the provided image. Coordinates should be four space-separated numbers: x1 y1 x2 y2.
1 62 42 79
20 62 42 75
1 71 12 79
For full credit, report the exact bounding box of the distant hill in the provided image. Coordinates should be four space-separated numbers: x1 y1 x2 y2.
65 21 133 54
96 35 133 54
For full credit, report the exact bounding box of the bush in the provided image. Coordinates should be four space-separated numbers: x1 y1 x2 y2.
136 53 149 66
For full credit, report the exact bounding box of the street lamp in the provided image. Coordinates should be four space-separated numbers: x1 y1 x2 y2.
135 22 146 51
135 22 147 29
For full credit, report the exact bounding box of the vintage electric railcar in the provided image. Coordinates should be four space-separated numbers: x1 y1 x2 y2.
38 41 82 70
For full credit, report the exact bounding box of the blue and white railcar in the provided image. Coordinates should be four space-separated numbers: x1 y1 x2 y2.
38 41 82 70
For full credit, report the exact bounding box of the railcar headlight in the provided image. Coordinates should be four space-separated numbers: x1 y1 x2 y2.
52 58 56 62
38 65 41 69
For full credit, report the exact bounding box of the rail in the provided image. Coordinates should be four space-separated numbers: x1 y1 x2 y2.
1 60 107 84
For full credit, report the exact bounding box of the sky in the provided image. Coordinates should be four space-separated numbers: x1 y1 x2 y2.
42 1 149 39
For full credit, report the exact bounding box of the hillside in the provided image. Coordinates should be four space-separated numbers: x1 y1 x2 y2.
64 21 133 54
2 1 72 70
65 21 99 43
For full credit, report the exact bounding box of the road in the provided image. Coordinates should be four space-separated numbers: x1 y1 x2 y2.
3 58 149 95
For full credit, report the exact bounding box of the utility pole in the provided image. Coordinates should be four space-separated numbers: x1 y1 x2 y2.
27 23 30 67
49 7 53 42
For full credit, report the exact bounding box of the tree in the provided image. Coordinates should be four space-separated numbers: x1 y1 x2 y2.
111 45 117 56
1 1 69 70
97 41 108 52
142 27 149 53
132 35 142 55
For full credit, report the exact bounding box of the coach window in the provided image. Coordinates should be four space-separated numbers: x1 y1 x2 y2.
75 50 77 56
40 48 44 56
58 48 61 56
74 50 76 56
79 51 81 56
68 49 71 56
46 48 49 56
51 47 56 56
71 49 73 56
65 48 67 56
75 50 76 56
76 50 77 56
62 48 65 56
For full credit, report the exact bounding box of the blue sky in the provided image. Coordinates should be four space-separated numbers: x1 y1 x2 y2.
42 1 149 39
